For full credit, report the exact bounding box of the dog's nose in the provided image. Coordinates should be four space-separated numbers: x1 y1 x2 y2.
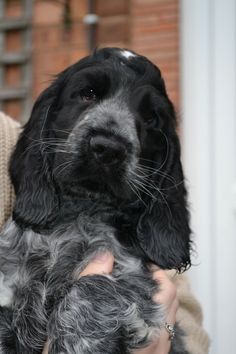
90 136 127 165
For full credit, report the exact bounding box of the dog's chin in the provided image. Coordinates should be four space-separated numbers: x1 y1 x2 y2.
90 162 137 201
80 173 134 201
58 162 135 201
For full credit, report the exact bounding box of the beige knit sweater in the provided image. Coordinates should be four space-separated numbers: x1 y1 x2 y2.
0 112 20 227
0 112 210 354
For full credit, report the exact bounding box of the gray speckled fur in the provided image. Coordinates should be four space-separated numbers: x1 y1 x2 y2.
0 214 163 354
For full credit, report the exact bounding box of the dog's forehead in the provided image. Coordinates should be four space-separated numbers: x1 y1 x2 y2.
119 50 137 59
96 48 147 79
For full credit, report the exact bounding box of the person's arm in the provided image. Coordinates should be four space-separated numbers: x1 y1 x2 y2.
0 112 20 229
135 266 178 354
42 252 177 354
170 272 210 354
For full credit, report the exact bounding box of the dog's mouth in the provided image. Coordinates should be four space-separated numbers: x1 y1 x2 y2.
70 165 134 201
86 135 139 199
54 146 134 201
53 124 140 201
84 156 134 200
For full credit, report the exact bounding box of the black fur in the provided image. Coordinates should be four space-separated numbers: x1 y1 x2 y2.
0 48 191 353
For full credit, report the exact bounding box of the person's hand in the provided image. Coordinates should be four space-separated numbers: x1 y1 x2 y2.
42 253 178 354
135 266 179 354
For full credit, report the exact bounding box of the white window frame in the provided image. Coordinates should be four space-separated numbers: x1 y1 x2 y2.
180 1 236 353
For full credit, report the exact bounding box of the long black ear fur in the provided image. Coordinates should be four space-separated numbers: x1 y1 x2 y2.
137 135 191 272
9 61 84 230
9 86 60 231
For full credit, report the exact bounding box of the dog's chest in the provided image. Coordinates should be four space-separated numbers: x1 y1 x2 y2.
0 217 117 304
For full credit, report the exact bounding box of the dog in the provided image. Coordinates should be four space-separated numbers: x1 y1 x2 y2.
0 48 191 354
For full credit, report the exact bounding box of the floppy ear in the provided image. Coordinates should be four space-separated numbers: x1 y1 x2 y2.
9 87 60 231
137 134 191 272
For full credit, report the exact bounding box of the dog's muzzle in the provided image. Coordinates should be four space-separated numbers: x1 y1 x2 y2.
90 135 127 166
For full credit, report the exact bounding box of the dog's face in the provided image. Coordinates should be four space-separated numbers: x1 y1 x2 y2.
10 48 191 271
38 48 176 199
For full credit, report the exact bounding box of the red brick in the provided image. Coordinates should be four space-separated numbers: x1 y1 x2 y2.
33 0 87 25
33 23 87 51
4 0 180 117
33 2 64 26
132 17 178 35
71 0 89 20
3 100 22 121
95 0 129 17
132 0 176 4
5 30 22 52
97 41 129 50
97 16 130 44
5 65 22 86
32 48 88 98
131 0 178 16
5 0 23 17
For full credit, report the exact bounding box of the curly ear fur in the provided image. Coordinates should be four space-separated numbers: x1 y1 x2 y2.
9 87 60 230
137 134 191 272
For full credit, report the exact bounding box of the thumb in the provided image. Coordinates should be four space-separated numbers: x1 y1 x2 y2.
78 251 114 278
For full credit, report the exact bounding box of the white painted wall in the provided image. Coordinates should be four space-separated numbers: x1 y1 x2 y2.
180 1 236 353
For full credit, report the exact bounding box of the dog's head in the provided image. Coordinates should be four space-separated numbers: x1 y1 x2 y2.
10 48 191 271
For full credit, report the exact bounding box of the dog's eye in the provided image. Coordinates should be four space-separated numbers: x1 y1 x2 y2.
144 116 155 126
80 87 97 102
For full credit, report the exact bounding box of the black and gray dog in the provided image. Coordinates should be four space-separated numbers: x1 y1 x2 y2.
0 48 191 354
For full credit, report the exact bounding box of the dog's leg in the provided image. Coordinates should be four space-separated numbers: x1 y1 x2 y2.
0 306 17 354
4 281 48 354
0 306 42 354
47 275 129 354
48 269 189 354
112 263 190 354
47 272 163 354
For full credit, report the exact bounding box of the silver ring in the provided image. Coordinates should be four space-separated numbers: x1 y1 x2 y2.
164 322 175 341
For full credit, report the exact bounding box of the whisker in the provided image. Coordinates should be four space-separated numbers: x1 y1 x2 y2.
160 180 185 191
139 130 169 172
22 139 76 155
130 175 156 200
130 170 159 191
53 160 74 176
136 178 172 218
129 169 173 219
40 105 51 140
127 180 147 207
42 128 74 135
46 150 77 155
157 130 170 171
135 164 177 185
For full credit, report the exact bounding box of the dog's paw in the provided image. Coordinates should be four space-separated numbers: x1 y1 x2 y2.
48 274 164 353
48 275 128 354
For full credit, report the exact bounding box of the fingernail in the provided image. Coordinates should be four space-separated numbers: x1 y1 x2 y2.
92 251 110 263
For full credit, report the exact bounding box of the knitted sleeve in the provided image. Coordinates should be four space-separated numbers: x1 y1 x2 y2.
0 112 21 229
168 271 210 354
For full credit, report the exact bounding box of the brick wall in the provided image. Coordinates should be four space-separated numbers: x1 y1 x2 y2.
2 0 26 119
1 0 179 121
130 0 179 106
32 0 88 99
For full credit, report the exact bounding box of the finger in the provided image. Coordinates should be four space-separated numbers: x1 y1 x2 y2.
148 263 160 272
151 270 177 305
78 251 114 278
153 278 177 303
152 269 168 282
42 339 49 354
